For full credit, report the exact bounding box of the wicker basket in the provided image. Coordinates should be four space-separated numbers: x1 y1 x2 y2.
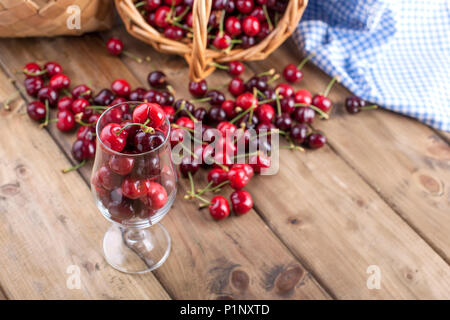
116 0 308 81
0 0 114 38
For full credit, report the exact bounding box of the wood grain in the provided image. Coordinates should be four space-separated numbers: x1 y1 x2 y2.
248 40 450 262
110 29 450 299
0 36 329 299
0 70 170 300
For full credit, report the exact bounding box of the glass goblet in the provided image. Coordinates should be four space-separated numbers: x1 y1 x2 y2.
91 101 177 274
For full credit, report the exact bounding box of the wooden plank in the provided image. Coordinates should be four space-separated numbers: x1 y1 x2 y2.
0 36 329 299
0 70 170 300
110 29 450 298
249 40 450 262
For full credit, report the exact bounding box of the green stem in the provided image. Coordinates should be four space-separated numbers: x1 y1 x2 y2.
211 62 228 70
188 172 195 195
297 52 316 70
267 74 280 84
262 5 273 30
122 50 143 63
295 103 329 119
196 181 214 196
23 69 47 77
40 100 50 128
360 104 378 110
230 105 256 124
190 97 211 103
62 160 86 173
135 1 146 8
257 68 275 77
323 76 339 97
174 6 190 21
275 89 282 116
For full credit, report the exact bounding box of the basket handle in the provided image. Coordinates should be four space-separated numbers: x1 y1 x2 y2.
187 0 215 81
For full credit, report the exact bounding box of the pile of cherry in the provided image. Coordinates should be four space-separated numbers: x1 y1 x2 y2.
134 0 287 50
21 45 376 221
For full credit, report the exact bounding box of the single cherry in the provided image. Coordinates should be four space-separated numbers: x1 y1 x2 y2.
26 101 47 122
256 103 275 123
100 123 128 152
24 77 43 97
307 132 326 149
227 167 250 190
290 123 308 144
230 190 253 215
111 79 131 97
292 106 315 124
132 102 165 128
208 196 230 220
49 73 70 91
56 110 75 131
106 37 124 55
189 80 208 97
207 168 229 186
179 156 200 177
109 155 135 175
44 62 63 76
122 177 148 199
148 71 167 88
143 181 167 210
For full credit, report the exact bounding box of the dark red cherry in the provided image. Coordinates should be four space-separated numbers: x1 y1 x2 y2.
72 84 92 100
72 139 95 161
236 0 254 13
193 107 207 121
129 87 146 101
274 113 292 131
230 190 253 215
26 101 47 122
134 130 165 152
57 96 73 112
206 90 226 106
71 98 90 114
242 16 260 36
292 106 315 124
24 77 43 97
94 89 115 106
164 25 184 40
241 35 256 48
208 106 227 123
77 126 96 141
37 86 59 107
228 77 245 96
290 123 308 144
345 96 365 114
23 62 42 78
148 70 167 88
221 100 237 119
280 97 295 115
143 89 163 104
207 168 229 186
189 80 208 97
179 156 200 177
228 61 245 76
307 132 326 149
283 64 303 83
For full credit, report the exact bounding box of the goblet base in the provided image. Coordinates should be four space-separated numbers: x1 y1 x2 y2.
103 223 171 274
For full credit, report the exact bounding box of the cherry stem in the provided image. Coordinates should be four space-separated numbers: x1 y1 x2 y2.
230 39 242 44
360 104 378 110
3 91 19 110
178 101 197 122
135 1 145 8
218 10 225 35
196 181 214 196
180 143 199 160
188 172 195 195
86 105 108 110
116 119 153 135
122 50 143 63
62 160 86 173
171 20 193 32
39 100 50 128
230 105 256 124
255 88 266 98
190 97 211 103
323 76 339 97
174 6 190 21
257 68 275 77
280 144 305 152
209 83 227 91
297 52 315 70
295 103 329 119
247 88 258 126
213 162 230 171
166 85 176 95
76 119 96 127
171 123 195 133
79 90 91 97
275 89 282 116
267 74 280 84
206 180 229 193
262 5 274 30
23 69 47 77
210 62 229 70
62 89 72 97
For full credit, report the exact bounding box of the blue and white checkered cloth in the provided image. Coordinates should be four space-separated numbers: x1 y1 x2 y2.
292 0 450 131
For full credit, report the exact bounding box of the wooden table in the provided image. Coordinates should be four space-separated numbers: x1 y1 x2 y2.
0 24 449 300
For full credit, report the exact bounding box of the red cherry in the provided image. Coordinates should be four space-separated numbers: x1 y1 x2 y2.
111 79 131 97
307 132 326 149
249 153 271 173
170 127 186 147
154 6 171 28
146 0 162 10
56 110 75 131
23 62 42 78
72 139 95 161
256 104 275 123
276 83 294 98
37 86 59 107
227 167 250 190
294 89 312 105
92 166 121 191
109 155 135 175
143 181 167 210
163 106 176 122
217 121 237 136
57 96 73 112
164 25 184 40
100 123 128 152
221 100 237 119
312 95 332 112
106 37 124 55
26 101 47 122
175 116 195 130
290 123 309 144
122 178 148 199
228 61 245 76
24 77 43 96
236 92 257 110
207 168 229 186
77 126 95 141
208 196 230 220
231 163 254 179
72 84 92 100
236 0 254 13
225 17 242 36
228 77 245 96
71 98 90 114
242 16 260 36
132 103 165 128
213 32 232 50
44 62 63 76
49 73 70 91
230 190 253 215
292 106 315 124
283 64 303 83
